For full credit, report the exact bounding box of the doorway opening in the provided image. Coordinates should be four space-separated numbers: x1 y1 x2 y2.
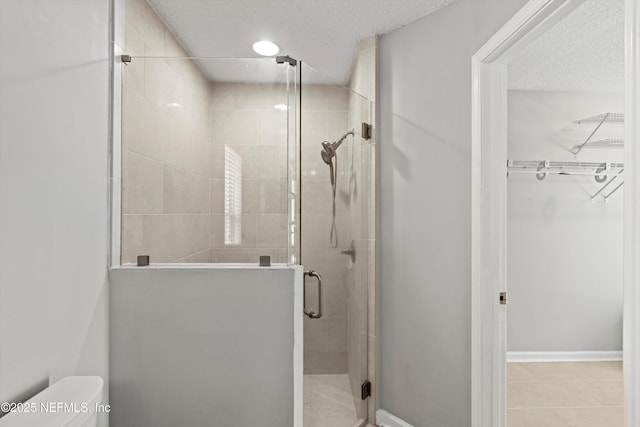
505 1 624 424
471 1 640 426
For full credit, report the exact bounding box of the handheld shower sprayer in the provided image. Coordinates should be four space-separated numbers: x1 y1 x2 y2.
319 130 355 247
320 131 354 165
320 131 354 185
320 141 334 164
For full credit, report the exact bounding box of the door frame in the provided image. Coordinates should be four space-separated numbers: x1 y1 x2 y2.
470 1 640 426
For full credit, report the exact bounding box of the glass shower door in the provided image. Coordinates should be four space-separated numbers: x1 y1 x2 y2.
299 63 374 426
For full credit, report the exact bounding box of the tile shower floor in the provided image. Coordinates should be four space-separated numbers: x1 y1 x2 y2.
304 374 358 427
507 361 625 427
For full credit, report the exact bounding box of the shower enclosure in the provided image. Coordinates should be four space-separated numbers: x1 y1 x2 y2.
117 52 376 425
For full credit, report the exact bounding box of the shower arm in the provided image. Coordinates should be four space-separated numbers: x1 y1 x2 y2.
322 130 355 154
332 130 355 150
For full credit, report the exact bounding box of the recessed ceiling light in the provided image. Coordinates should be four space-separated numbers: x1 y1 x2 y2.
274 104 288 110
253 40 280 56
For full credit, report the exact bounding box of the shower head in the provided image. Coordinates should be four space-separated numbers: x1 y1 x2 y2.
321 142 335 165
320 130 355 249
320 130 355 165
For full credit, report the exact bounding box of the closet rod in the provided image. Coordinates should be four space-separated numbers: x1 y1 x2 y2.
507 160 624 182
508 160 624 169
508 170 621 177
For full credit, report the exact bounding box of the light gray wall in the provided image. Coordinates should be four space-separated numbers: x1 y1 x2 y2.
110 267 299 427
507 90 624 352
378 0 528 425
0 1 110 426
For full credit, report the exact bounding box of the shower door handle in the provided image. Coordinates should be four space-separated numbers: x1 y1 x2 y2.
303 270 323 319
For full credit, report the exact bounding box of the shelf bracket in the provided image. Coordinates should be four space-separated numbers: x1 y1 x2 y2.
572 113 609 156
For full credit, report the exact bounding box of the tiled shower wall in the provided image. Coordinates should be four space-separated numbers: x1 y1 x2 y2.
121 0 293 264
121 0 212 263
208 83 290 263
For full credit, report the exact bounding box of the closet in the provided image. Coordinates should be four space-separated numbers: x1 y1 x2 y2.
505 1 625 425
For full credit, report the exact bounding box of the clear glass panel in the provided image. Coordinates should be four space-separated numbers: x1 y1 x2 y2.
287 62 301 265
120 57 296 264
299 62 373 425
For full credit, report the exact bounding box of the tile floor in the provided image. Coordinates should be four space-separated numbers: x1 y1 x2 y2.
507 361 625 427
304 374 359 427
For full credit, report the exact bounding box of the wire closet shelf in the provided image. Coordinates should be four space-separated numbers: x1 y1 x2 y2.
572 112 624 155
507 112 625 202
507 160 624 202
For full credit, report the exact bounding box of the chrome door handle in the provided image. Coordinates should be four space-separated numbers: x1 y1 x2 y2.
303 270 322 319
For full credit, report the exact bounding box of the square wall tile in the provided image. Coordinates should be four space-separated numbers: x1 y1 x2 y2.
235 83 288 110
258 110 288 145
242 180 287 214
122 88 167 161
256 214 288 248
304 352 347 375
123 25 145 94
211 83 236 110
126 0 165 55
211 110 257 145
327 317 348 353
162 166 210 214
122 150 163 214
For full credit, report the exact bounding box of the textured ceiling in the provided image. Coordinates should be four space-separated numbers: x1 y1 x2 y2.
146 0 457 84
508 0 624 92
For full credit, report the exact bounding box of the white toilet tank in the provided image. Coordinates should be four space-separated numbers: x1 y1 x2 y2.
0 376 103 427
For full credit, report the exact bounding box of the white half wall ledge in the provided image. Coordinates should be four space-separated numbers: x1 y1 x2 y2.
507 351 623 363
376 409 414 427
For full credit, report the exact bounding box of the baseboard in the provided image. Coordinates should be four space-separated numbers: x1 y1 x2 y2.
376 409 414 427
507 351 623 363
